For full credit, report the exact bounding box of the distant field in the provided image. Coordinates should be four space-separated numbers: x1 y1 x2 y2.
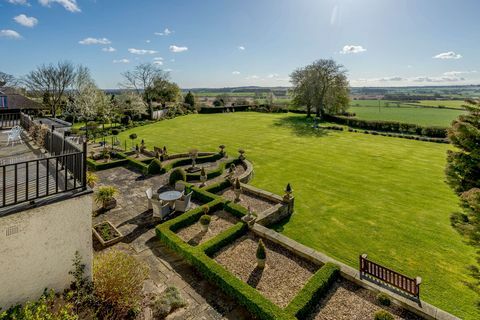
350 99 466 109
349 106 465 126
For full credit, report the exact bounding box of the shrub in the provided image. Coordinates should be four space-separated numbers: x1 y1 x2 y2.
147 158 163 175
111 129 120 135
151 286 187 319
374 310 394 320
200 214 211 226
94 186 118 208
169 168 186 185
256 240 266 260
93 250 148 317
376 293 391 306
86 171 98 188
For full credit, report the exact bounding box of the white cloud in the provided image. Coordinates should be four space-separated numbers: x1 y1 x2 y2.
169 45 188 53
39 0 81 13
412 76 465 82
14 14 38 27
164 68 173 72
146 40 151 43
8 0 30 6
102 46 116 52
153 57 164 65
340 45 366 54
443 70 477 76
246 75 260 80
0 29 22 39
232 71 240 75
267 73 279 78
128 48 157 55
154 28 172 36
113 59 130 64
238 45 245 50
79 37 111 45
379 76 403 82
433 51 462 59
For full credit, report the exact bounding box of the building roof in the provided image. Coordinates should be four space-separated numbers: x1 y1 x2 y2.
0 87 44 110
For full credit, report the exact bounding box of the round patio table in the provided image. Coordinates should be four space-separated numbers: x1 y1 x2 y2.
158 190 183 208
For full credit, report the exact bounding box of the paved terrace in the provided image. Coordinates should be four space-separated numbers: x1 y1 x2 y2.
93 166 252 319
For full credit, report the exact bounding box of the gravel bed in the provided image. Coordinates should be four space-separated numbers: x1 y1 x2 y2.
176 210 238 246
307 278 423 320
217 189 276 213
213 233 319 308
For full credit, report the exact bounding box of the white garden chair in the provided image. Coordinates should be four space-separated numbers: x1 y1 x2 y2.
7 127 23 146
174 191 192 213
145 187 154 210
152 200 171 219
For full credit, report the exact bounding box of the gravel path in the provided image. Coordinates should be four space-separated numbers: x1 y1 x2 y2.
176 210 239 246
213 233 319 308
307 278 423 320
218 189 276 213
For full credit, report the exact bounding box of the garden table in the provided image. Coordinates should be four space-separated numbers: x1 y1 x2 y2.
158 190 183 208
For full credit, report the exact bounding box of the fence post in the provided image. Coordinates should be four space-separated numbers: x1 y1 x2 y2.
415 276 422 297
82 139 87 190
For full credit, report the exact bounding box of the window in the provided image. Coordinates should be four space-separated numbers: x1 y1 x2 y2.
0 96 7 108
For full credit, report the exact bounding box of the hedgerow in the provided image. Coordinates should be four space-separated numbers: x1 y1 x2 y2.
324 114 447 138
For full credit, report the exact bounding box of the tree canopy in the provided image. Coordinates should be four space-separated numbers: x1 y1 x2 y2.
184 91 195 108
23 61 77 118
290 59 350 118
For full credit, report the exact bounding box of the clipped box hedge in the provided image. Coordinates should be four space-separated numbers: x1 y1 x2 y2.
86 158 128 171
285 262 339 319
156 192 339 320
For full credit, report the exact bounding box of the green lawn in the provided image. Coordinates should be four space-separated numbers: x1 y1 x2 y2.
349 106 465 126
117 112 478 319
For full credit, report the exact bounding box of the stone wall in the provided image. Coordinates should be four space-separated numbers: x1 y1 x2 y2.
0 193 93 309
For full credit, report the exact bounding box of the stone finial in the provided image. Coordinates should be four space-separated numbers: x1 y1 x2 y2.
238 148 246 160
283 183 293 201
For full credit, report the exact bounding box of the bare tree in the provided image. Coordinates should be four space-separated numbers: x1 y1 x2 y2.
0 71 18 87
23 61 77 118
290 59 350 118
121 63 169 116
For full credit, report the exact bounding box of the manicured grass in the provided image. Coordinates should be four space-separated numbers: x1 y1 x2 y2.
118 112 478 319
349 106 465 126
349 99 466 109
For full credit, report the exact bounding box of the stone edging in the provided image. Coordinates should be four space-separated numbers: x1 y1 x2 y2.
250 224 459 320
237 159 254 183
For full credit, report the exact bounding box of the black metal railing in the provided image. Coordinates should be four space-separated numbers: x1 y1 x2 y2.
0 144 87 209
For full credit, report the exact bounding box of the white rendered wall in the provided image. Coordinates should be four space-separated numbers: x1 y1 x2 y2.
0 193 92 309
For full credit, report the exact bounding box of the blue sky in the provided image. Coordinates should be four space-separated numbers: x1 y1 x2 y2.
1 0 479 88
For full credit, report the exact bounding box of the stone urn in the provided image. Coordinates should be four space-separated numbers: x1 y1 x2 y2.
238 149 246 160
219 144 226 157
243 206 257 227
200 167 207 187
233 178 242 202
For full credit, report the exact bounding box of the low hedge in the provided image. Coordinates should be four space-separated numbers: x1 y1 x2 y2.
200 222 248 256
324 114 447 138
285 263 339 319
204 180 231 194
117 151 151 173
86 158 128 171
185 159 235 182
156 205 295 320
155 178 341 320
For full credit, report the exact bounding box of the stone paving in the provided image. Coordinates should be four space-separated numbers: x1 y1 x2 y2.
92 166 252 320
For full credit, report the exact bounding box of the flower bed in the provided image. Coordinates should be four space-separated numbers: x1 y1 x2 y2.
213 233 319 308
176 210 239 246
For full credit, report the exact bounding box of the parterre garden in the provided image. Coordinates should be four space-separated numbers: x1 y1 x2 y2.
114 112 478 319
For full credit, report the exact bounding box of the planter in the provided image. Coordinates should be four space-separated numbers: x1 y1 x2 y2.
103 198 117 210
92 221 124 247
257 258 266 269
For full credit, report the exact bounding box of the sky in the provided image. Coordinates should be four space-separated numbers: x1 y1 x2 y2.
0 0 479 89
